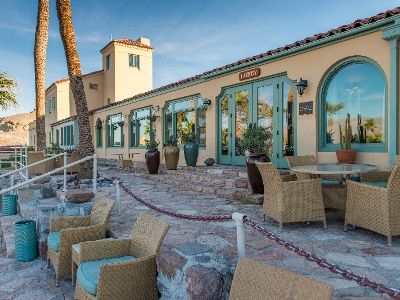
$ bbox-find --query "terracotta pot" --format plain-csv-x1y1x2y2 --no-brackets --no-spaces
145,150,160,174
336,150,357,163
246,152,270,194
184,142,199,167
164,146,180,170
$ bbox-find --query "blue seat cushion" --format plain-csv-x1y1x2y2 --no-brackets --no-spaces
47,231,61,252
321,179,341,185
77,256,135,296
364,181,387,188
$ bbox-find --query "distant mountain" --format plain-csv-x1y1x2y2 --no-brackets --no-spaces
0,112,35,146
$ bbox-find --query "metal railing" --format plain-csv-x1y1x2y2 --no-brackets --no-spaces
0,144,28,181
0,154,98,196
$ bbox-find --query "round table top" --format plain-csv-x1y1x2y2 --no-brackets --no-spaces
290,163,377,175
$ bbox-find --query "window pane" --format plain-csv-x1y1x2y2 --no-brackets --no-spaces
257,85,274,156
235,90,249,156
197,109,206,145
324,62,385,145
283,84,295,157
165,113,173,142
176,111,194,144
136,108,151,145
220,95,229,156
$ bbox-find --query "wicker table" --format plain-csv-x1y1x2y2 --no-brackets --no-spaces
290,163,377,210
71,238,113,285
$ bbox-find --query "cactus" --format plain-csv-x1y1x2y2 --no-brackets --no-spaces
357,114,366,143
339,113,352,150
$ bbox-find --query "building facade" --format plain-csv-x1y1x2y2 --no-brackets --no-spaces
31,8,400,170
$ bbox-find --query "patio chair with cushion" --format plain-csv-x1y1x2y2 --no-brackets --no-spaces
345,166,400,246
256,162,326,229
28,151,55,175
74,213,170,300
47,197,115,286
230,258,333,300
286,155,346,210
360,155,400,188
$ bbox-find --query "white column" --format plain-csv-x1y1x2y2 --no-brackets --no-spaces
232,212,246,257
63,152,67,192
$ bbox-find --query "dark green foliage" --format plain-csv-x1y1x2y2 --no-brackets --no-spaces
239,123,271,154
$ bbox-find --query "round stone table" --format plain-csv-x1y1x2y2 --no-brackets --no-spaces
290,163,377,178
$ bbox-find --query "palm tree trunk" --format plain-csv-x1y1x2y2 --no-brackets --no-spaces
56,0,94,179
34,0,49,151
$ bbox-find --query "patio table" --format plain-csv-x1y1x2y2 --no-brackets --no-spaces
290,163,377,210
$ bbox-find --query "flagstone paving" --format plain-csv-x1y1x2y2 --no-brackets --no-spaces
0,167,399,299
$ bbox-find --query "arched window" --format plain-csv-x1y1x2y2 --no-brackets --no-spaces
320,58,386,151
96,118,102,147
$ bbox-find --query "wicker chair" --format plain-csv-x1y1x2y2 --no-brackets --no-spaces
47,197,115,286
74,213,170,300
345,166,400,246
286,155,319,180
230,258,333,300
360,155,400,186
28,151,54,175
256,162,326,229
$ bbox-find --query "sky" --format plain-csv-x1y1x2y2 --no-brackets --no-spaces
0,0,399,117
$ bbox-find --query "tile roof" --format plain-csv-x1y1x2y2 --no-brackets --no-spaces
100,38,154,52
45,70,103,93
50,109,95,127
93,7,400,114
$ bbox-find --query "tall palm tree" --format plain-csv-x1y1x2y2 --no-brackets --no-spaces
0,72,17,109
56,0,94,178
34,0,49,151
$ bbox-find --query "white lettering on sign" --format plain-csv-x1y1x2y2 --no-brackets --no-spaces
239,68,261,81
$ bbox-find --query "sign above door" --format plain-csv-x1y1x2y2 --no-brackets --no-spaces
239,68,261,81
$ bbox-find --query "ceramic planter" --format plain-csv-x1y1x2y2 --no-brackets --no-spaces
145,150,160,174
164,146,180,170
184,142,199,167
246,152,270,194
336,150,357,164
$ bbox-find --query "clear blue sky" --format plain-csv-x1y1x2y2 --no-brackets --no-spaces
0,0,398,117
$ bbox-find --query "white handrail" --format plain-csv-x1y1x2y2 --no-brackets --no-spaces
0,154,97,196
0,152,65,179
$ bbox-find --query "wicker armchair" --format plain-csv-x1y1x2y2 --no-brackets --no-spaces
47,197,115,286
256,162,326,229
230,258,333,300
286,155,318,180
360,155,400,185
74,213,170,300
28,151,54,175
345,166,400,246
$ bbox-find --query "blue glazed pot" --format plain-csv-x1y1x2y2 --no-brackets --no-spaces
184,142,199,167
2,194,17,216
14,220,38,262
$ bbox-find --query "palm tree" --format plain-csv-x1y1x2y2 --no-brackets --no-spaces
56,0,94,178
0,72,17,109
34,0,49,151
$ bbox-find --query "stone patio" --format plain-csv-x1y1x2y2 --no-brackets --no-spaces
0,164,398,299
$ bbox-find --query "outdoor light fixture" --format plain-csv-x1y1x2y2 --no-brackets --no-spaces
296,78,308,97
154,105,160,112
202,98,211,106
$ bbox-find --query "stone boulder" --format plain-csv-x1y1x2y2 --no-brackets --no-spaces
185,265,222,300
157,250,187,280
65,189,94,203
40,187,56,199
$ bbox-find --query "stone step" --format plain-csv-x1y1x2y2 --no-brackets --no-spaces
0,214,22,258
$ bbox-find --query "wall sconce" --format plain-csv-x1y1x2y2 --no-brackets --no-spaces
154,105,160,112
296,78,308,97
203,98,212,106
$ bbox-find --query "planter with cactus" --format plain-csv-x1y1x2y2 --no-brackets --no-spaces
182,127,199,167
240,123,271,194
164,136,180,170
145,139,160,174
336,113,357,163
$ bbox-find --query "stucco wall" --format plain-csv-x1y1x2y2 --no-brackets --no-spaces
93,30,392,169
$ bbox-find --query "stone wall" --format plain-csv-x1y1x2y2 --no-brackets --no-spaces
157,242,236,300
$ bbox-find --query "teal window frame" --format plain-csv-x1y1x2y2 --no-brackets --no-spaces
129,106,153,148
318,56,388,153
164,95,207,147
128,54,140,68
62,124,74,146
106,113,124,148
56,129,59,145
106,54,111,70
96,118,103,148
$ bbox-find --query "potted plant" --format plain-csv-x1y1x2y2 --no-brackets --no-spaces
182,125,199,167
336,113,357,163
144,139,160,174
239,123,271,194
164,136,179,170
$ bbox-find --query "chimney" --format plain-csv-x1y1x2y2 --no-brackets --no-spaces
136,37,151,46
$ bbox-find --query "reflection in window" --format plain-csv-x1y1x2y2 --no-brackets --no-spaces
107,114,123,147
164,96,207,146
283,84,295,157
220,95,229,156
257,85,274,156
96,119,102,147
130,107,153,147
235,90,249,156
323,62,385,147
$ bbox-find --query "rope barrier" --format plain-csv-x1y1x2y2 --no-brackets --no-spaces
119,181,400,299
